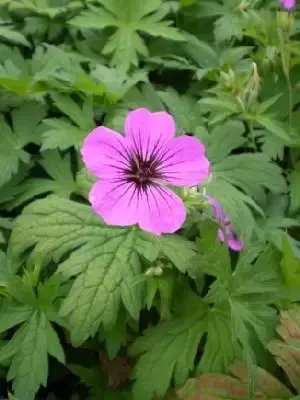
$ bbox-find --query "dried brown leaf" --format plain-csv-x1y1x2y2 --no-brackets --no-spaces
268,304,300,393
177,360,292,400
99,351,132,389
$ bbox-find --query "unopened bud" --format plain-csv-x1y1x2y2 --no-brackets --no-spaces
277,10,294,31
220,68,236,91
240,62,261,111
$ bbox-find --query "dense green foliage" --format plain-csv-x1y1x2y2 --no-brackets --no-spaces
1,0,300,399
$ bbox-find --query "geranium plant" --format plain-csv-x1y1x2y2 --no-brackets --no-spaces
0,0,299,399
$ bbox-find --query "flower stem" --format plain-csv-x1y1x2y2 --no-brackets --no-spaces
248,118,257,152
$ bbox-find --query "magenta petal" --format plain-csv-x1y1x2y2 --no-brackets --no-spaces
280,0,296,9
138,185,186,235
218,228,244,252
81,126,130,179
124,108,176,159
159,136,211,186
207,196,226,220
89,180,139,226
207,196,243,252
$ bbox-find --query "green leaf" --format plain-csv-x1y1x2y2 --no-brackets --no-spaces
68,363,130,400
59,229,142,344
76,167,97,199
181,32,219,69
0,310,64,400
70,0,184,72
233,246,282,300
41,95,94,150
256,129,285,161
0,302,33,333
199,96,240,115
205,120,246,164
227,248,280,376
9,196,143,345
41,119,88,150
70,6,119,30
214,13,243,43
140,18,185,42
198,305,240,373
281,235,300,289
206,147,287,242
254,114,293,143
0,24,30,47
200,242,280,371
213,153,287,198
102,28,148,72
136,232,197,272
0,44,75,96
129,298,208,400
289,162,300,214
91,65,147,98
124,82,164,111
207,177,261,243
9,0,82,18
0,101,46,187
68,364,104,399
158,88,203,134
99,309,128,358
10,150,78,208
50,92,94,130
159,235,197,272
0,217,11,243
195,221,231,279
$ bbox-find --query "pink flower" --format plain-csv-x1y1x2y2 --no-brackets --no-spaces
81,108,211,235
280,0,296,9
207,196,243,252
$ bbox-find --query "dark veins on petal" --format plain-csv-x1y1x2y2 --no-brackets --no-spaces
124,153,162,189
123,130,165,190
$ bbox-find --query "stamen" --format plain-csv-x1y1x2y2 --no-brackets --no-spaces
125,150,163,188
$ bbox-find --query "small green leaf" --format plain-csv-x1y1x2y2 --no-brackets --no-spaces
182,33,219,69
159,235,197,272
0,101,46,187
206,120,246,164
0,310,64,400
0,24,30,47
254,114,292,143
198,305,240,373
214,13,243,43
130,299,208,400
158,88,203,134
41,96,94,150
198,97,240,115
281,235,300,289
10,150,78,208
0,302,33,333
289,162,300,214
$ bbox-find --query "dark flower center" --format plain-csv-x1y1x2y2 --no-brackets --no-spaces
126,154,161,187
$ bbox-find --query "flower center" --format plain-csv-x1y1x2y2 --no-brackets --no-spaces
126,155,160,187
137,160,155,182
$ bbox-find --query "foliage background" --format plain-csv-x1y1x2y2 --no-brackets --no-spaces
1,0,300,399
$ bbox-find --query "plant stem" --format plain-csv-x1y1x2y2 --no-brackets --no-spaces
287,74,293,130
247,117,257,152
277,26,293,131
